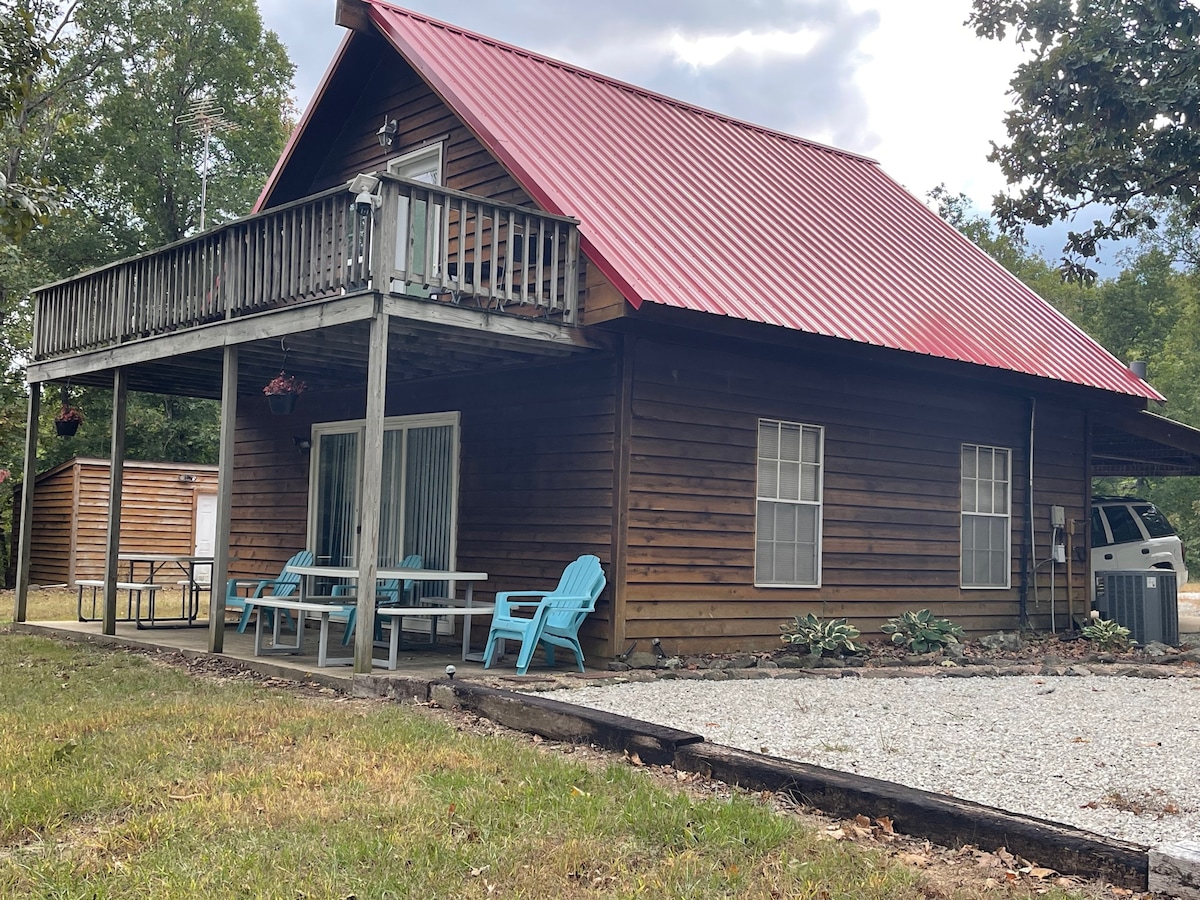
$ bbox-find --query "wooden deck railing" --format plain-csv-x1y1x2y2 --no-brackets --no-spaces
32,177,582,360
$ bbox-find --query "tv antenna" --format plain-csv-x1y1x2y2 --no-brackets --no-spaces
175,96,237,231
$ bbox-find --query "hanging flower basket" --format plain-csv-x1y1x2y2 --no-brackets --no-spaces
266,393,298,415
263,371,306,415
54,404,84,437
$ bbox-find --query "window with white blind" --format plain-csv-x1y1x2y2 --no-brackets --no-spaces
755,419,823,587
308,412,459,574
961,443,1011,588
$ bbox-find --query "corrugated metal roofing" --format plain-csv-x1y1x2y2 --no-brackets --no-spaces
361,0,1160,401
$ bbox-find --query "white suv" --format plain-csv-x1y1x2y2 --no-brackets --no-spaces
1091,496,1189,589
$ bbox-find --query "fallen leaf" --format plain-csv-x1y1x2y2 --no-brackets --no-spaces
1070,736,1089,743
627,751,643,767
854,814,872,828
168,793,202,801
1027,867,1056,878
875,816,894,834
569,786,589,797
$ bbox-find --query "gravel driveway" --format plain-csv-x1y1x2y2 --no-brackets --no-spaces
545,674,1200,847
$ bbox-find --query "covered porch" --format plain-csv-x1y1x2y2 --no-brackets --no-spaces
13,174,610,674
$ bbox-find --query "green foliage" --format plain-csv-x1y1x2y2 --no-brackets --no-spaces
779,613,862,656
969,0,1200,281
1081,617,1133,650
880,609,964,655
0,0,293,583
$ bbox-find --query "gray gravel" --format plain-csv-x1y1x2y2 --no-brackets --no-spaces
543,675,1200,847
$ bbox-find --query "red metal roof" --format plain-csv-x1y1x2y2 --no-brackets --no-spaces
357,1,1159,401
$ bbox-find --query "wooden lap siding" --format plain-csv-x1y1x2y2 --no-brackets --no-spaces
20,460,218,585
228,357,618,649
622,338,1088,653
280,39,536,211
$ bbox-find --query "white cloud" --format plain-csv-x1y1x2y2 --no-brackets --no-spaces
666,28,821,68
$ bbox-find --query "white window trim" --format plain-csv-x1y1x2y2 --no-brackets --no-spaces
960,442,1012,590
386,142,444,180
754,418,824,589
306,411,461,568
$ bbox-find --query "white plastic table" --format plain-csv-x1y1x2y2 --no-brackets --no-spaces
285,565,491,662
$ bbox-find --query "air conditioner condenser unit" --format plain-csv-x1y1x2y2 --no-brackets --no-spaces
1093,569,1179,646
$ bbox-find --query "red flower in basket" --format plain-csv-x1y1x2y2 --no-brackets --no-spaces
263,372,306,396
55,403,85,424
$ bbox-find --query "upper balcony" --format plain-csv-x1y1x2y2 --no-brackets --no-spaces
32,173,582,363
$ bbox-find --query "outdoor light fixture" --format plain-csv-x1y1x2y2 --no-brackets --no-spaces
293,435,311,454
348,172,382,216
376,116,398,149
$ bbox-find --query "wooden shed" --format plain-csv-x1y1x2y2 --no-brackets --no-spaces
13,458,218,585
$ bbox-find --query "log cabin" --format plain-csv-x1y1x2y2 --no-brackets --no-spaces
14,0,1200,671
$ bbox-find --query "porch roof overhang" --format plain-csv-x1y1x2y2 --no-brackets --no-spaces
25,291,599,399
1091,410,1200,477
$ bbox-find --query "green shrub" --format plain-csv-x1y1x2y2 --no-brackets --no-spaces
779,613,862,656
880,609,964,654
1082,617,1133,650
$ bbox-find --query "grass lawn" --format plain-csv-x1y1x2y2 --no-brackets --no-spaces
0,592,1123,898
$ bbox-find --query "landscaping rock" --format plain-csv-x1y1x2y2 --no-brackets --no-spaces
773,655,810,668
944,642,965,661
683,657,709,669
709,655,757,670
1142,641,1174,658
624,652,661,670
606,661,631,672
1065,665,1093,677
979,631,1023,652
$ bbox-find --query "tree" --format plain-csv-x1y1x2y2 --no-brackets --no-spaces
58,0,295,252
0,0,295,584
969,0,1200,281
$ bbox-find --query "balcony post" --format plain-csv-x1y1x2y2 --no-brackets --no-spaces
12,383,41,623
102,368,129,635
371,180,398,294
354,308,389,673
208,345,238,653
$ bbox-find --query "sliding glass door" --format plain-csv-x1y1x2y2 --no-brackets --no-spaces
309,412,459,578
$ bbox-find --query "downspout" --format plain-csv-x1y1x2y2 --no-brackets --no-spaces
1020,397,1035,629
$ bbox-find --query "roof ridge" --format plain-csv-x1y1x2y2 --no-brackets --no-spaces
364,0,878,166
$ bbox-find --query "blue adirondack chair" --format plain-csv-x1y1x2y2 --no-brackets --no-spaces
329,554,423,646
224,549,313,633
482,555,606,675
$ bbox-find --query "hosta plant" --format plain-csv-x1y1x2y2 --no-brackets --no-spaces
780,614,863,656
881,609,964,654
1081,618,1133,650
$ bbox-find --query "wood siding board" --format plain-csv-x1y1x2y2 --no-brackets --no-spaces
614,338,1089,650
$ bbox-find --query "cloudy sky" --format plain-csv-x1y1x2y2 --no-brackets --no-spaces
258,0,1051,251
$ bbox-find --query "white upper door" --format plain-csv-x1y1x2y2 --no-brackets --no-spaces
387,144,443,288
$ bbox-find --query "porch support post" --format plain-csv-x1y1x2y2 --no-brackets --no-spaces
102,368,129,635
208,346,238,653
355,309,388,673
12,382,41,623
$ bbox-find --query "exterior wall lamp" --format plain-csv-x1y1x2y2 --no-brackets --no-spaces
377,116,398,149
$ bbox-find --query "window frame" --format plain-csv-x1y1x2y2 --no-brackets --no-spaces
753,418,824,589
960,442,1012,589
306,411,461,568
